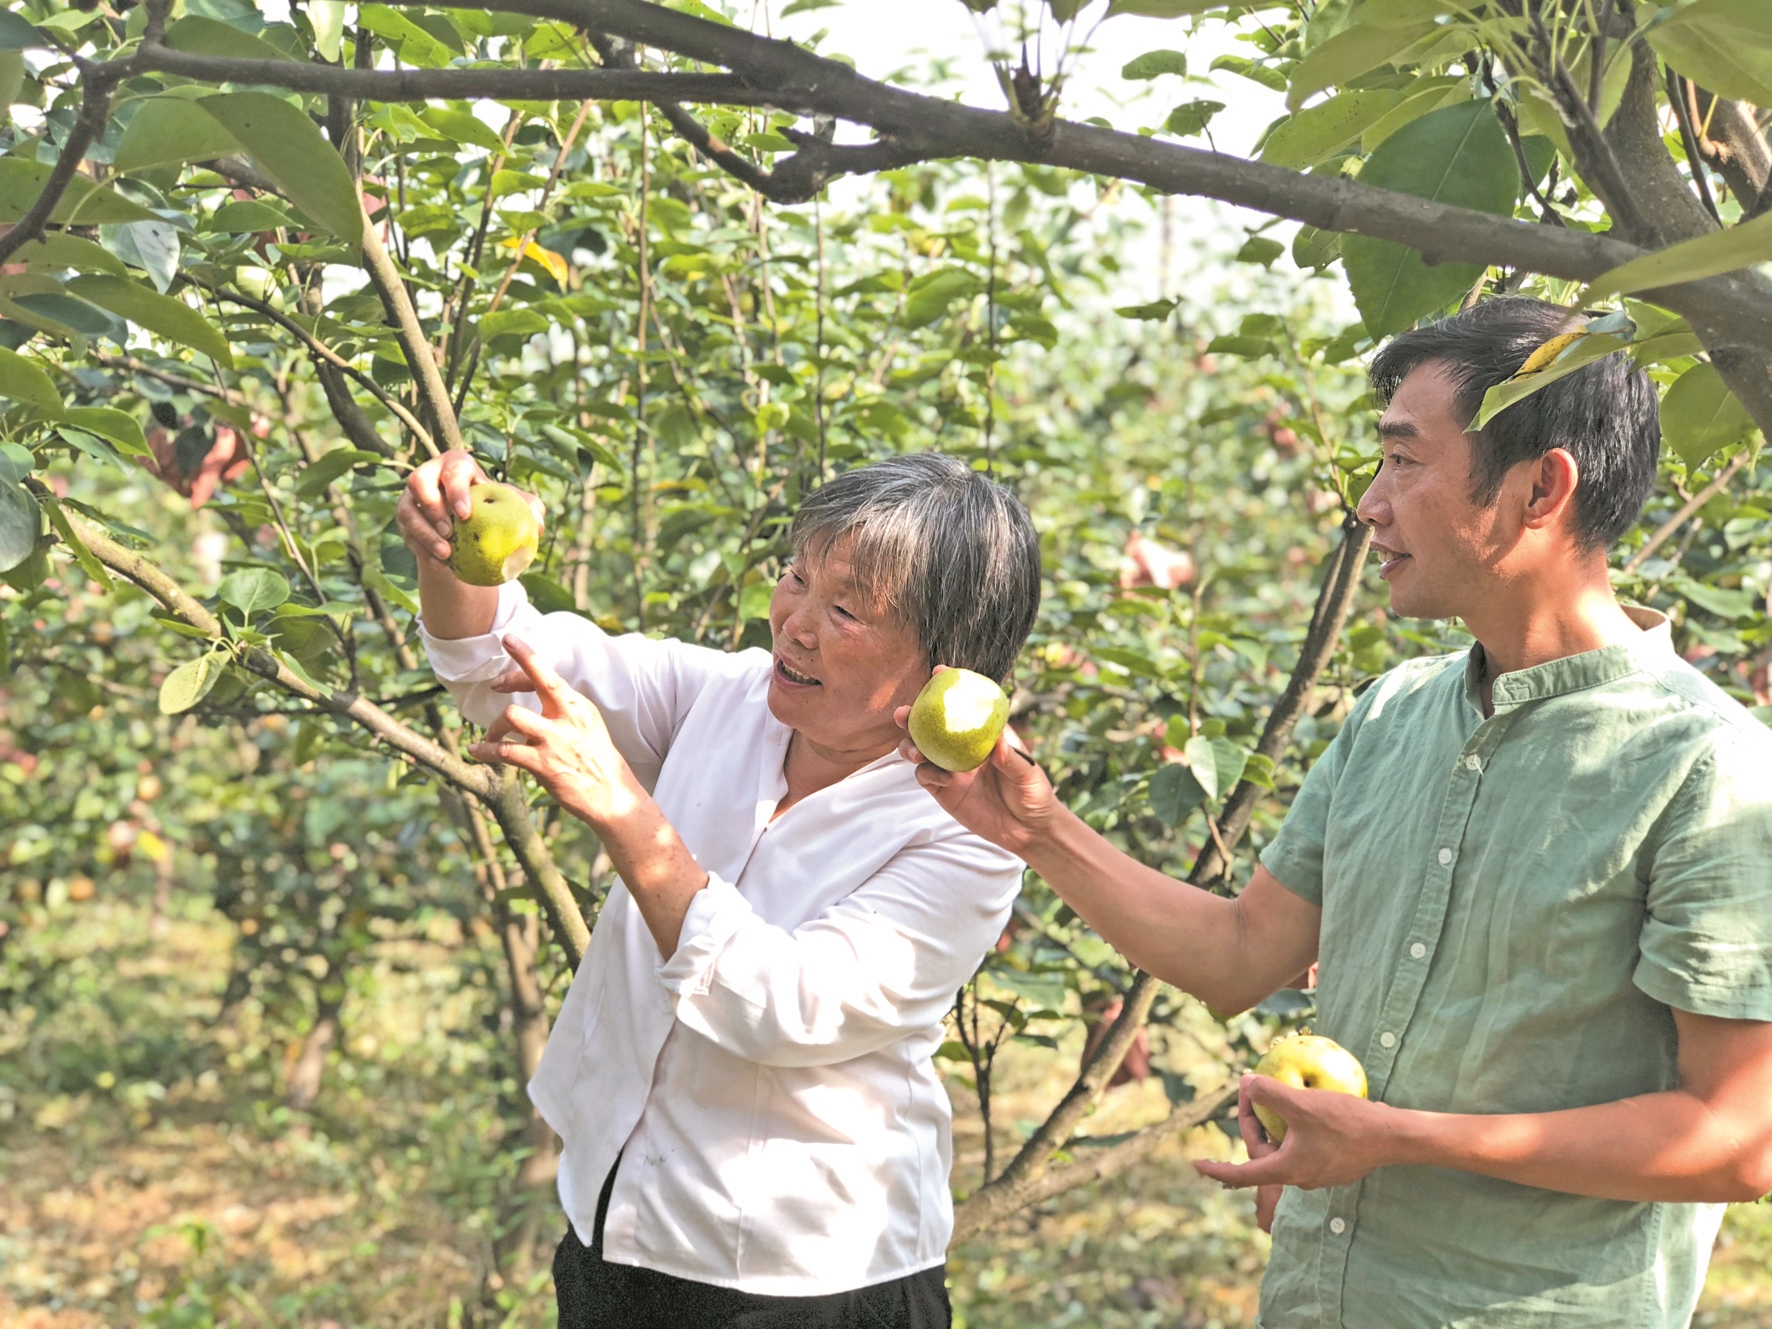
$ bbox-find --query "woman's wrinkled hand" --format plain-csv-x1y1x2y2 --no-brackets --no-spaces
895,670,1059,857
395,448,543,570
469,634,642,830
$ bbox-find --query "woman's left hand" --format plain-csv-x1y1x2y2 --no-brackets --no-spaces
470,634,644,829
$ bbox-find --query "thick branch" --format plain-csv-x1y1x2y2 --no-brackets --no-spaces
486,777,591,968
1689,88,1772,216
0,75,114,266
360,210,459,456
952,514,1372,1241
42,488,491,794
130,45,762,105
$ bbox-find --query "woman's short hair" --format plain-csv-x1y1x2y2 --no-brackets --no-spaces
1368,296,1660,551
790,454,1041,686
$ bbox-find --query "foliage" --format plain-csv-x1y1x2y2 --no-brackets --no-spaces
0,0,1770,1319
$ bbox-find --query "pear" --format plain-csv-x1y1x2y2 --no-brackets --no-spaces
1251,1032,1368,1144
908,668,1010,773
449,483,540,587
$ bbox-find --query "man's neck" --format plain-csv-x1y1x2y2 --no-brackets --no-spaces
1467,559,1642,714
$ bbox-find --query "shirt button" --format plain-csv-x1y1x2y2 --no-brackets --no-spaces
1409,942,1427,959
1437,847,1453,866
1329,1217,1347,1235
1379,1031,1397,1048
1465,755,1483,772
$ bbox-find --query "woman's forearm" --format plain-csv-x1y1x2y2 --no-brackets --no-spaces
1020,808,1318,1014
417,559,500,640
592,773,710,956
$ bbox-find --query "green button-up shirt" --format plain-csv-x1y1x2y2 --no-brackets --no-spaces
1259,609,1772,1329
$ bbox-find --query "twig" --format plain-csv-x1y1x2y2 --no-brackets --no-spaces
1667,70,1723,228
1622,450,1751,573
0,74,114,266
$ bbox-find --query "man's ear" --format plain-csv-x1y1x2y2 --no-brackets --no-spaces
1521,447,1580,532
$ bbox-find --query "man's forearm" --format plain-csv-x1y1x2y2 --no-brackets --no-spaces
1020,806,1316,1014
1392,1090,1770,1203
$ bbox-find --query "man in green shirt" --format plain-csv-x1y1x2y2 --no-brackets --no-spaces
901,297,1772,1327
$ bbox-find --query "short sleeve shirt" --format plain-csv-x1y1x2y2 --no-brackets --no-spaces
1258,609,1772,1329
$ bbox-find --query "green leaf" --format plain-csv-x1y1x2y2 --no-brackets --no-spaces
218,566,292,616
520,571,579,614
1645,0,1772,108
60,407,149,457
0,8,45,48
1260,90,1403,170
196,93,363,248
0,473,38,573
1164,100,1225,137
1210,55,1289,92
738,579,774,622
1206,334,1276,356
0,345,60,410
357,3,451,66
310,0,345,60
1181,734,1220,802
1342,99,1517,337
164,14,296,62
114,95,242,173
1235,236,1286,268
480,307,550,343
1115,297,1179,320
418,107,505,153
904,267,979,329
296,448,382,497
1122,49,1188,80
1667,574,1759,622
40,494,110,589
1286,21,1436,110
211,199,295,233
1293,224,1342,268
159,648,229,715
0,159,158,225
1107,0,1224,15
1474,331,1632,429
64,275,234,367
1150,762,1207,824
9,231,127,275
1659,362,1757,468
1585,211,1772,302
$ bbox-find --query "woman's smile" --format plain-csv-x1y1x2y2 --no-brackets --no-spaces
774,656,822,687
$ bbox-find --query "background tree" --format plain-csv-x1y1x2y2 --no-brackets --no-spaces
1,0,1769,1322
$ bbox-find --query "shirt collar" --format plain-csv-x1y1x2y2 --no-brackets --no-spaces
1464,605,1673,711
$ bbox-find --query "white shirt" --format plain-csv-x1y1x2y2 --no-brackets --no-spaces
421,584,1022,1294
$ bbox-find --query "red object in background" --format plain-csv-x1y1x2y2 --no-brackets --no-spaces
1120,530,1195,591
137,412,268,508
1080,991,1151,1088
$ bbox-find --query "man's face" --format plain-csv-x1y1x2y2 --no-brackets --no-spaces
1356,362,1520,621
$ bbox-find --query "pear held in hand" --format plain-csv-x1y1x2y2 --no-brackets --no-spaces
1251,1032,1368,1144
908,668,1010,773
449,483,540,587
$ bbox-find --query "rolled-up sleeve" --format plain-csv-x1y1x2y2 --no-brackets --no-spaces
1635,736,1772,1022
657,836,1021,1068
419,581,735,788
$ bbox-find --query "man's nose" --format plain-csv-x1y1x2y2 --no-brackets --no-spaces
1356,466,1390,527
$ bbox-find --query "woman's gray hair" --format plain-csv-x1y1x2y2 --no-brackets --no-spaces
790,454,1041,686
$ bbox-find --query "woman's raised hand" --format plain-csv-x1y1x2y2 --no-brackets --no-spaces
471,634,642,830
396,448,494,568
895,697,1057,857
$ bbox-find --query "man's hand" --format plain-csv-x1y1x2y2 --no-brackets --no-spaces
1194,1074,1401,1195
894,676,1057,856
471,634,642,829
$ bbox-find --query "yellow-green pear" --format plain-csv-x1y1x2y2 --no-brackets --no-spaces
449,483,540,587
908,668,1010,773
1251,1032,1368,1144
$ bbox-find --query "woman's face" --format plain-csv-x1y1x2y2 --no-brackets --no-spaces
766,538,929,761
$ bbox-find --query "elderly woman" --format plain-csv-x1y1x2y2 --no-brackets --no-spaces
398,450,1040,1329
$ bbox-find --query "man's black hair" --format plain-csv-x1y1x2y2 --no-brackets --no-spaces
1368,297,1661,551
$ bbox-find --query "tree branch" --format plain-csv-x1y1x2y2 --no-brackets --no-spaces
129,46,763,105
1621,449,1752,574
0,73,114,267
35,484,492,796
951,513,1372,1240
359,209,459,457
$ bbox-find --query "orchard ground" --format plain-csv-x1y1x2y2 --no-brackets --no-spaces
5,892,1772,1329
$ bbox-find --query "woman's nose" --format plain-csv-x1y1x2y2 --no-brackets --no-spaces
781,607,817,648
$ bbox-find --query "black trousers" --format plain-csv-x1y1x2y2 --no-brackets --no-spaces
553,1162,952,1329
